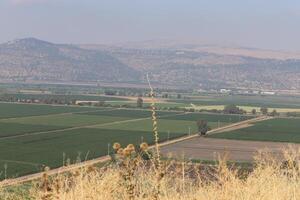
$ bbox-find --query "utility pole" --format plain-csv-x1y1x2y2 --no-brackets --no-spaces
188,127,191,136
107,143,110,156
167,130,170,141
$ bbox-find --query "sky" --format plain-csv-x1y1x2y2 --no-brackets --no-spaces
0,0,300,51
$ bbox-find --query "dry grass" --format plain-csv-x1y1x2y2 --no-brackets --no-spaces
0,148,299,200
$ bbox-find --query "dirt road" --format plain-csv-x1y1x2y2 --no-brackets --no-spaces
0,115,269,187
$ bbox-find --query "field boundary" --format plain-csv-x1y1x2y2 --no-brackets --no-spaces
0,115,267,187
0,111,189,140
0,107,119,121
206,116,272,135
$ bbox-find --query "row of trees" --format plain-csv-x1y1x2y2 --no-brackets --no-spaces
223,104,279,116
252,107,279,116
136,97,282,116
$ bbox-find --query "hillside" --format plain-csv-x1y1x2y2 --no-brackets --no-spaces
0,38,300,90
0,38,140,83
82,44,300,90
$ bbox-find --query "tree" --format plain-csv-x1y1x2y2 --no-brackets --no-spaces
251,109,257,115
223,104,245,114
270,109,279,116
104,90,117,96
260,107,268,115
177,94,182,99
196,120,210,135
137,97,143,108
189,108,195,112
287,112,297,117
162,93,169,98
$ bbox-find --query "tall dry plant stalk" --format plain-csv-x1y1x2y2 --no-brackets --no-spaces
146,73,163,200
146,73,161,167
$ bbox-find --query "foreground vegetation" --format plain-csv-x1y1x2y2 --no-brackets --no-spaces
1,145,299,200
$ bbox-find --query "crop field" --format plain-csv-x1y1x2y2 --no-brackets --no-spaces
171,95,300,108
106,101,190,109
168,94,300,111
2,93,127,102
0,102,104,119
0,102,253,179
209,118,300,143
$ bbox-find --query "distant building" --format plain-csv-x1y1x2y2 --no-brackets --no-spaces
220,89,231,94
261,91,276,95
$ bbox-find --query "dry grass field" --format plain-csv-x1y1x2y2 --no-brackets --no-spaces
1,145,300,200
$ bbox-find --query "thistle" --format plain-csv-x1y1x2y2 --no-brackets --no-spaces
140,142,149,151
113,142,121,151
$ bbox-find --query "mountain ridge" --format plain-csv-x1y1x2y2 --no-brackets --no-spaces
0,38,299,90
0,38,140,83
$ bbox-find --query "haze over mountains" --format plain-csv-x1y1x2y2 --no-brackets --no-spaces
0,38,139,83
0,38,300,90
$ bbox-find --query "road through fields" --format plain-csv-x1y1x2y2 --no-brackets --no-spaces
0,115,266,187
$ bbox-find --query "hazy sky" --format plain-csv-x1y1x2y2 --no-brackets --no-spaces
0,0,300,51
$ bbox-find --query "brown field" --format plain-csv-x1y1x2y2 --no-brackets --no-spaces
160,137,300,161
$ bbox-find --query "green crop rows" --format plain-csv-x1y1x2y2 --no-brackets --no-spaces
209,118,300,143
168,95,300,109
0,102,250,179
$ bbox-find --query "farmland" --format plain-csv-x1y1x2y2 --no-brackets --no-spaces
168,94,300,109
167,94,300,113
1,93,128,102
0,102,253,179
209,118,300,143
0,102,103,119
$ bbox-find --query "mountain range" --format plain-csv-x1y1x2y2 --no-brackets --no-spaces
0,38,299,91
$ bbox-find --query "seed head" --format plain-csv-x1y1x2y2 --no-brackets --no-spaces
44,166,50,172
127,144,135,152
113,142,121,150
140,142,149,151
117,148,124,155
123,147,131,156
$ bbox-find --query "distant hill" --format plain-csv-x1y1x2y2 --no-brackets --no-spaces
0,38,140,83
81,44,300,90
0,38,300,91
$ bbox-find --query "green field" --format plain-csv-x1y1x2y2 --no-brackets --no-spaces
0,102,252,179
2,93,126,102
162,113,253,123
209,118,300,143
0,102,105,119
168,94,300,109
